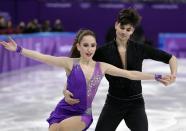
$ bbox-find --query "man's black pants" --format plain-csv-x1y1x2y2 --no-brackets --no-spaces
95,94,148,131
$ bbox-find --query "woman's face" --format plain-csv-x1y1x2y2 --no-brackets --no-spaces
77,35,97,60
115,22,134,41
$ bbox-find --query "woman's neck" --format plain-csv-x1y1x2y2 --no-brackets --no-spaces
79,57,93,65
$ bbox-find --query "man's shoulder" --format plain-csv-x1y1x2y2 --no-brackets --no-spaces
128,39,147,50
97,40,115,50
94,41,115,61
129,39,142,46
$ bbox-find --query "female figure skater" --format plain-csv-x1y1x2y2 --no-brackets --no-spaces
0,29,169,131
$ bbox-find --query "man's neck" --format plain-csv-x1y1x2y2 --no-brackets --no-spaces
116,37,128,48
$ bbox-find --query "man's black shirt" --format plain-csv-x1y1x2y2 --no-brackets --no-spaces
93,40,172,99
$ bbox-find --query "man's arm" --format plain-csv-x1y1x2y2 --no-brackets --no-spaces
142,43,177,85
168,55,177,84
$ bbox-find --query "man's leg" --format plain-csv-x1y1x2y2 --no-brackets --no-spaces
124,107,148,131
95,98,124,131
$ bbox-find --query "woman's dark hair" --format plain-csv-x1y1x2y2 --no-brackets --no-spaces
117,8,142,28
70,29,96,58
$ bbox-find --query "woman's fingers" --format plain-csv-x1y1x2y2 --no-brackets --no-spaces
0,39,17,51
162,75,171,80
8,36,16,46
0,41,8,47
159,79,169,86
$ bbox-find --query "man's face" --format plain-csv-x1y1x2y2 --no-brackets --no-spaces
115,22,135,41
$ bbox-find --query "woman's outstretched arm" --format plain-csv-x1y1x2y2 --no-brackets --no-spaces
0,37,71,69
100,62,171,84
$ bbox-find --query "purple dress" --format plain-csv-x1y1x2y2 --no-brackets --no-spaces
47,60,103,130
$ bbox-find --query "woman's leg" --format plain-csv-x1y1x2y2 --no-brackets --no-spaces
49,123,59,131
58,116,86,131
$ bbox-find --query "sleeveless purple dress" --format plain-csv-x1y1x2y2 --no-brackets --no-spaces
47,60,103,130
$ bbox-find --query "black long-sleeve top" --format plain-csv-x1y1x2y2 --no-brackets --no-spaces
93,40,172,99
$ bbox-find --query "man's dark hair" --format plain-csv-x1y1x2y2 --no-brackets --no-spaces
117,8,142,28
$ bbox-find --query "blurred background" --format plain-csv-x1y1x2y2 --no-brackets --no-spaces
0,0,186,131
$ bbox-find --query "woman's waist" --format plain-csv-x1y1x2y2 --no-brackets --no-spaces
58,99,89,113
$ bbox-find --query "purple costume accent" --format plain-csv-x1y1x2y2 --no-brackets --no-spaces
155,74,162,81
16,45,22,53
47,59,103,130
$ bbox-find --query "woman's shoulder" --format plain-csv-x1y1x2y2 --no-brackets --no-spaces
97,61,109,68
65,58,81,75
64,58,79,69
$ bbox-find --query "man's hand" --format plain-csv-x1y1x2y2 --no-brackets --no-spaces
63,89,80,105
167,75,176,85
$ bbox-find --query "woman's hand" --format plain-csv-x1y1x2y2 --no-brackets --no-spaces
0,37,17,52
167,74,176,85
158,75,175,86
